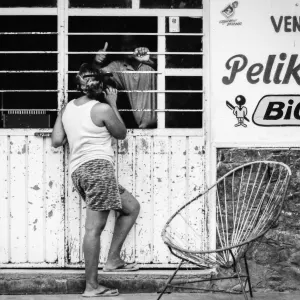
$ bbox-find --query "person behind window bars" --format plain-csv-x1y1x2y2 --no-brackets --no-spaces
93,36,157,129
51,63,140,297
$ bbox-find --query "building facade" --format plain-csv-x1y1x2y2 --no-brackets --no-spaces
0,0,299,291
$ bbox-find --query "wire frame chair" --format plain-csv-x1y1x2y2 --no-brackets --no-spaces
157,161,291,300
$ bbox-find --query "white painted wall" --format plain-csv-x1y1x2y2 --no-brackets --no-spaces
0,130,207,268
0,130,64,267
66,130,206,267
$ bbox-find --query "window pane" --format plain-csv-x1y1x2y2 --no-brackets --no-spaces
0,16,57,128
165,76,202,128
0,54,57,71
1,35,57,52
68,16,158,129
0,74,57,90
166,16,202,33
69,16,157,33
69,0,131,8
0,16,57,32
0,93,57,128
0,0,56,7
141,0,202,9
166,17,203,68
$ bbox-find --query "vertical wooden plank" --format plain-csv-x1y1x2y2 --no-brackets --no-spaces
135,135,153,264
152,136,170,264
63,144,81,265
115,136,135,263
0,136,9,263
79,195,86,265
44,138,64,263
187,137,206,251
27,136,44,262
66,174,81,264
9,136,27,262
169,136,187,263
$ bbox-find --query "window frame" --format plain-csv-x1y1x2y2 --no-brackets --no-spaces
0,0,206,133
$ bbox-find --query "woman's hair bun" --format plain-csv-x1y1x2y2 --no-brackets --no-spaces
76,63,102,97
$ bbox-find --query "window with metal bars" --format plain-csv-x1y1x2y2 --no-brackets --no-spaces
0,15,58,128
0,0,203,129
68,13,203,129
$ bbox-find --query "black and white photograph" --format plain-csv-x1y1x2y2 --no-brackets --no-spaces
0,1,299,300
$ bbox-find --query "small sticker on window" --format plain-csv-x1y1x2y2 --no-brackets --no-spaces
169,17,180,32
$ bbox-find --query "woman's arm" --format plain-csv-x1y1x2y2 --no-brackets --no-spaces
51,107,67,148
93,87,127,140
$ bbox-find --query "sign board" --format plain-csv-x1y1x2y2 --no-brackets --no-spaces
210,0,300,144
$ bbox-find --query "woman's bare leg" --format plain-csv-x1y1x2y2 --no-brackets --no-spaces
105,190,140,269
83,208,110,293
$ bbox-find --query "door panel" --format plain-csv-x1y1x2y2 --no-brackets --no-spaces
0,131,64,267
65,130,207,267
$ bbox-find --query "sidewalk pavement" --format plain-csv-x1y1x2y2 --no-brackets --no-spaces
1,292,300,300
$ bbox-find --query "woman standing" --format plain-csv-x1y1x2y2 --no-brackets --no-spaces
51,63,140,297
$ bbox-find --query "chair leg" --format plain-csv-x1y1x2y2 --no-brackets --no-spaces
244,254,253,297
157,259,184,300
236,261,248,300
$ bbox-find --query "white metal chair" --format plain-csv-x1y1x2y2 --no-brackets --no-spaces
157,161,291,300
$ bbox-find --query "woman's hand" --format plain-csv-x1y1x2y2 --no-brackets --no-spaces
104,86,118,107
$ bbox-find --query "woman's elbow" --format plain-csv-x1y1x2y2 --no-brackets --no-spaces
51,136,63,148
118,130,127,140
114,129,127,140
51,140,61,148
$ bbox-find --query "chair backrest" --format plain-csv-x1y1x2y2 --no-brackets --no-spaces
162,161,291,267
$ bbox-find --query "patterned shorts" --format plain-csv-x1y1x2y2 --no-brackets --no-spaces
71,159,126,211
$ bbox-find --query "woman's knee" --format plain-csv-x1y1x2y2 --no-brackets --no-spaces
133,200,140,216
120,191,140,217
85,219,107,236
85,209,109,236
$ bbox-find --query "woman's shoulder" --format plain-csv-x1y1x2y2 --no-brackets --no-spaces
91,101,111,113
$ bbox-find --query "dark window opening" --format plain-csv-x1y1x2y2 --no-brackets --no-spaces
0,54,57,71
166,16,203,33
0,0,56,7
0,16,57,129
69,0,131,8
165,76,203,128
0,16,57,32
166,16,203,68
141,0,202,9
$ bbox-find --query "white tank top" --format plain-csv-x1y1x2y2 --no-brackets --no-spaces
62,99,114,174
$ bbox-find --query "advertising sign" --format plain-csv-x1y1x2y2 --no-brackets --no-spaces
210,0,300,144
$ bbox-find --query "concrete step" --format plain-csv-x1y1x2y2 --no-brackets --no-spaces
0,269,212,295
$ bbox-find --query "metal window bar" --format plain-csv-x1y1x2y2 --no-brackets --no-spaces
0,51,58,54
0,109,57,112
0,109,202,112
157,16,166,128
0,71,58,73
67,32,203,36
68,51,203,55
0,90,58,92
0,32,57,35
67,70,161,74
